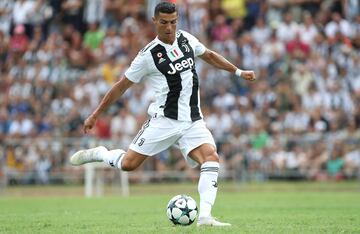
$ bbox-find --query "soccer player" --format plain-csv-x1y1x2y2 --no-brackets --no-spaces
70,1,256,227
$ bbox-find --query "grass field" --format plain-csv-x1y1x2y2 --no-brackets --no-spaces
1,182,360,233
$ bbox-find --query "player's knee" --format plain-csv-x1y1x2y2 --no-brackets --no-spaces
189,144,219,165
204,151,219,163
121,159,136,171
198,151,219,165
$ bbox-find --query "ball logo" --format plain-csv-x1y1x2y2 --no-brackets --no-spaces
167,58,194,75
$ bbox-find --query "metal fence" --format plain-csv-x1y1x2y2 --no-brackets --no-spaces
1,132,359,188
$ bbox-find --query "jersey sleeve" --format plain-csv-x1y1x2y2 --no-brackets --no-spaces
181,30,206,57
124,52,148,83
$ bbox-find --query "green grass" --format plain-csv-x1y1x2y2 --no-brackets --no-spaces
0,182,360,233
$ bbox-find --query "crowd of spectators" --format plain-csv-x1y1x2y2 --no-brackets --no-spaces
0,0,359,184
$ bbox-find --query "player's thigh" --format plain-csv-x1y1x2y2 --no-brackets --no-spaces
177,120,218,165
129,116,180,156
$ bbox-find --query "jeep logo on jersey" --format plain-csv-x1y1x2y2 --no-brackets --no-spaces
167,58,194,75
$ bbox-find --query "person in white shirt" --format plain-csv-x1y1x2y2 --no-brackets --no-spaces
251,17,271,46
0,0,13,34
325,12,353,39
70,2,256,227
298,12,318,45
12,0,35,26
276,11,298,43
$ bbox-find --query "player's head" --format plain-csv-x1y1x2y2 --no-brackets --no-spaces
153,1,178,44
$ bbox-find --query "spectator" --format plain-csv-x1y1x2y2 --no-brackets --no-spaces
110,108,137,145
11,0,35,38
206,106,233,140
326,143,345,180
344,144,360,178
95,115,111,139
221,0,247,20
251,17,271,46
0,0,359,183
83,22,105,50
30,0,53,39
9,25,29,55
286,32,310,58
101,55,122,85
210,14,232,42
212,86,236,111
65,31,91,69
0,107,10,139
8,113,34,137
276,12,298,43
83,0,105,25
102,26,123,57
291,64,312,96
325,12,353,40
0,0,14,35
51,92,74,117
35,154,51,184
298,12,318,45
284,102,310,134
61,0,84,32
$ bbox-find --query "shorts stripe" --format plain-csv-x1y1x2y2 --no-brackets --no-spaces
132,119,151,144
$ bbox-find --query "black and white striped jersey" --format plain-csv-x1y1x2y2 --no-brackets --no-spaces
124,30,205,122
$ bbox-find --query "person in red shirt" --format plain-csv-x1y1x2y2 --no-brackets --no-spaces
286,31,310,58
9,24,29,54
94,115,111,139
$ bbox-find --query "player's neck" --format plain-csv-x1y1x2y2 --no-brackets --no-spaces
158,36,175,45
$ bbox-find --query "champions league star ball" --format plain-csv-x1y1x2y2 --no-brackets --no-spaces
166,195,198,226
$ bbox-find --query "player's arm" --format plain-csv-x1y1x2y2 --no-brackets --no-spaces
199,49,256,81
83,76,134,133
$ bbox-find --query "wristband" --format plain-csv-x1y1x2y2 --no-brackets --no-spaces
235,69,243,77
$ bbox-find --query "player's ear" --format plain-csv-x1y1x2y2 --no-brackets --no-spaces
152,16,156,24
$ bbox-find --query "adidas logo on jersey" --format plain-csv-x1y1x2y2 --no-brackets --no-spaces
167,58,194,75
159,57,166,64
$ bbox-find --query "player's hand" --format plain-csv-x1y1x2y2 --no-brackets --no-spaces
241,70,256,81
83,114,97,134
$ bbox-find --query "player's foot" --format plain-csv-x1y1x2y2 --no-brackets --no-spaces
197,216,231,227
70,146,107,166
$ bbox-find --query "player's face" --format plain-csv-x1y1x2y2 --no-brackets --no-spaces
153,12,178,44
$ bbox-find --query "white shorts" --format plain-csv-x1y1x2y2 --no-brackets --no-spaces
129,116,216,167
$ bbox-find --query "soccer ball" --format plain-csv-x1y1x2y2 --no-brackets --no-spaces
166,194,198,225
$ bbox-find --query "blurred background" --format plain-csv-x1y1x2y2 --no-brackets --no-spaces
0,0,359,195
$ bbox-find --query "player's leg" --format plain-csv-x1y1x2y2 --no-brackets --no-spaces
70,146,148,171
71,116,179,170
102,148,149,171
70,118,154,171
189,144,230,227
178,120,231,227
125,116,179,170
188,143,219,220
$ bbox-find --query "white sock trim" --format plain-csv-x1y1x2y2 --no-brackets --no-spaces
200,161,220,174
104,149,126,168
116,153,125,170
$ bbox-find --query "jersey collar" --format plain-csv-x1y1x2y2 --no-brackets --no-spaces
155,36,178,49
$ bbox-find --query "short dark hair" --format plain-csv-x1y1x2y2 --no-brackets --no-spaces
154,1,177,17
